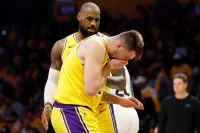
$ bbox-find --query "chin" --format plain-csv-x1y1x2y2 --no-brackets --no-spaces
89,32,97,36
174,90,181,94
108,55,114,59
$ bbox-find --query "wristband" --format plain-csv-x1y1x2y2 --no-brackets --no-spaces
44,102,53,109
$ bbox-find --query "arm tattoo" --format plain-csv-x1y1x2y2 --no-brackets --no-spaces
51,42,63,60
101,90,120,104
50,40,64,70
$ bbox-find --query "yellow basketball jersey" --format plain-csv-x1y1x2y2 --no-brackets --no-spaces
61,32,107,62
61,33,79,62
54,34,110,111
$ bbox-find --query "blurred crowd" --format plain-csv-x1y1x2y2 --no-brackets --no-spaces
0,0,200,133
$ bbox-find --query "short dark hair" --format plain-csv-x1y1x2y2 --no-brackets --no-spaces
173,73,188,83
119,30,144,60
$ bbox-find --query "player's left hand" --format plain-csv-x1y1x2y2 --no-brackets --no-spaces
41,105,52,130
119,97,144,110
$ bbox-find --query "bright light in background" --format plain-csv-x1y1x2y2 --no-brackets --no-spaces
1,30,7,36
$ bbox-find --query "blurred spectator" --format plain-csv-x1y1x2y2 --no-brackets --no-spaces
170,54,192,79
11,121,22,133
158,73,200,133
139,97,157,133
133,76,161,113
153,63,173,103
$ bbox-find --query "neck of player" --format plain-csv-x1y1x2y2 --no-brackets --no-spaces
104,37,114,52
75,32,85,42
175,92,189,99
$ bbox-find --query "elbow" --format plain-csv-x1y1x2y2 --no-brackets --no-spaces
86,89,98,96
86,86,99,96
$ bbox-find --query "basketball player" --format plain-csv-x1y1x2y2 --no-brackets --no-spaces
101,31,140,133
41,3,127,133
41,2,142,133
51,30,144,133
111,67,140,133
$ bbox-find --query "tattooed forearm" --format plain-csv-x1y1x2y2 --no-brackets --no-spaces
101,90,120,104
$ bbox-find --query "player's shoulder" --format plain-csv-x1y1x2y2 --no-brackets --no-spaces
85,37,104,49
56,38,65,46
82,38,106,57
57,33,74,43
87,32,107,47
54,33,75,49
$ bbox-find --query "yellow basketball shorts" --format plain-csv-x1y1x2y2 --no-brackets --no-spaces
51,101,100,133
94,103,118,133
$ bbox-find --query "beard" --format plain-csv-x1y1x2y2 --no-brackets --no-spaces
79,23,98,38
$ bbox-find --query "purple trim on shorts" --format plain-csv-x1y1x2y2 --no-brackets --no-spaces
54,101,92,110
54,101,90,133
60,109,71,133
109,104,118,133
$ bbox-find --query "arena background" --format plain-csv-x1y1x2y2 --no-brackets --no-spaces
0,0,200,132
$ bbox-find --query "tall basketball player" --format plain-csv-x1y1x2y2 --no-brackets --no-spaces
41,3,127,133
41,2,143,133
102,32,140,133
51,30,144,133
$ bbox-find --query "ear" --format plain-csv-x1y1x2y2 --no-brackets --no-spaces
77,12,81,21
116,42,123,49
185,82,188,90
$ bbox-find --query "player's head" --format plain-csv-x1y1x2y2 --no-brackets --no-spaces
77,2,100,37
108,30,144,61
173,73,188,93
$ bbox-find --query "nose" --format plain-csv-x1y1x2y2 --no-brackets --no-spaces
90,20,96,28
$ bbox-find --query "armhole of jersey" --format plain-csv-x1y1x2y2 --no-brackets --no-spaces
102,50,108,65
61,37,68,57
100,38,109,64
72,33,79,43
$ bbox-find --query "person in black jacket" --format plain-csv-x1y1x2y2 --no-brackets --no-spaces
158,73,200,133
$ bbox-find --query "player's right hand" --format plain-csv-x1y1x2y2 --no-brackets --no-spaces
119,97,144,110
109,59,128,69
41,105,52,131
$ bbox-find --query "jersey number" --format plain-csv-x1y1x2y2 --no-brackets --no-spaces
115,89,130,97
